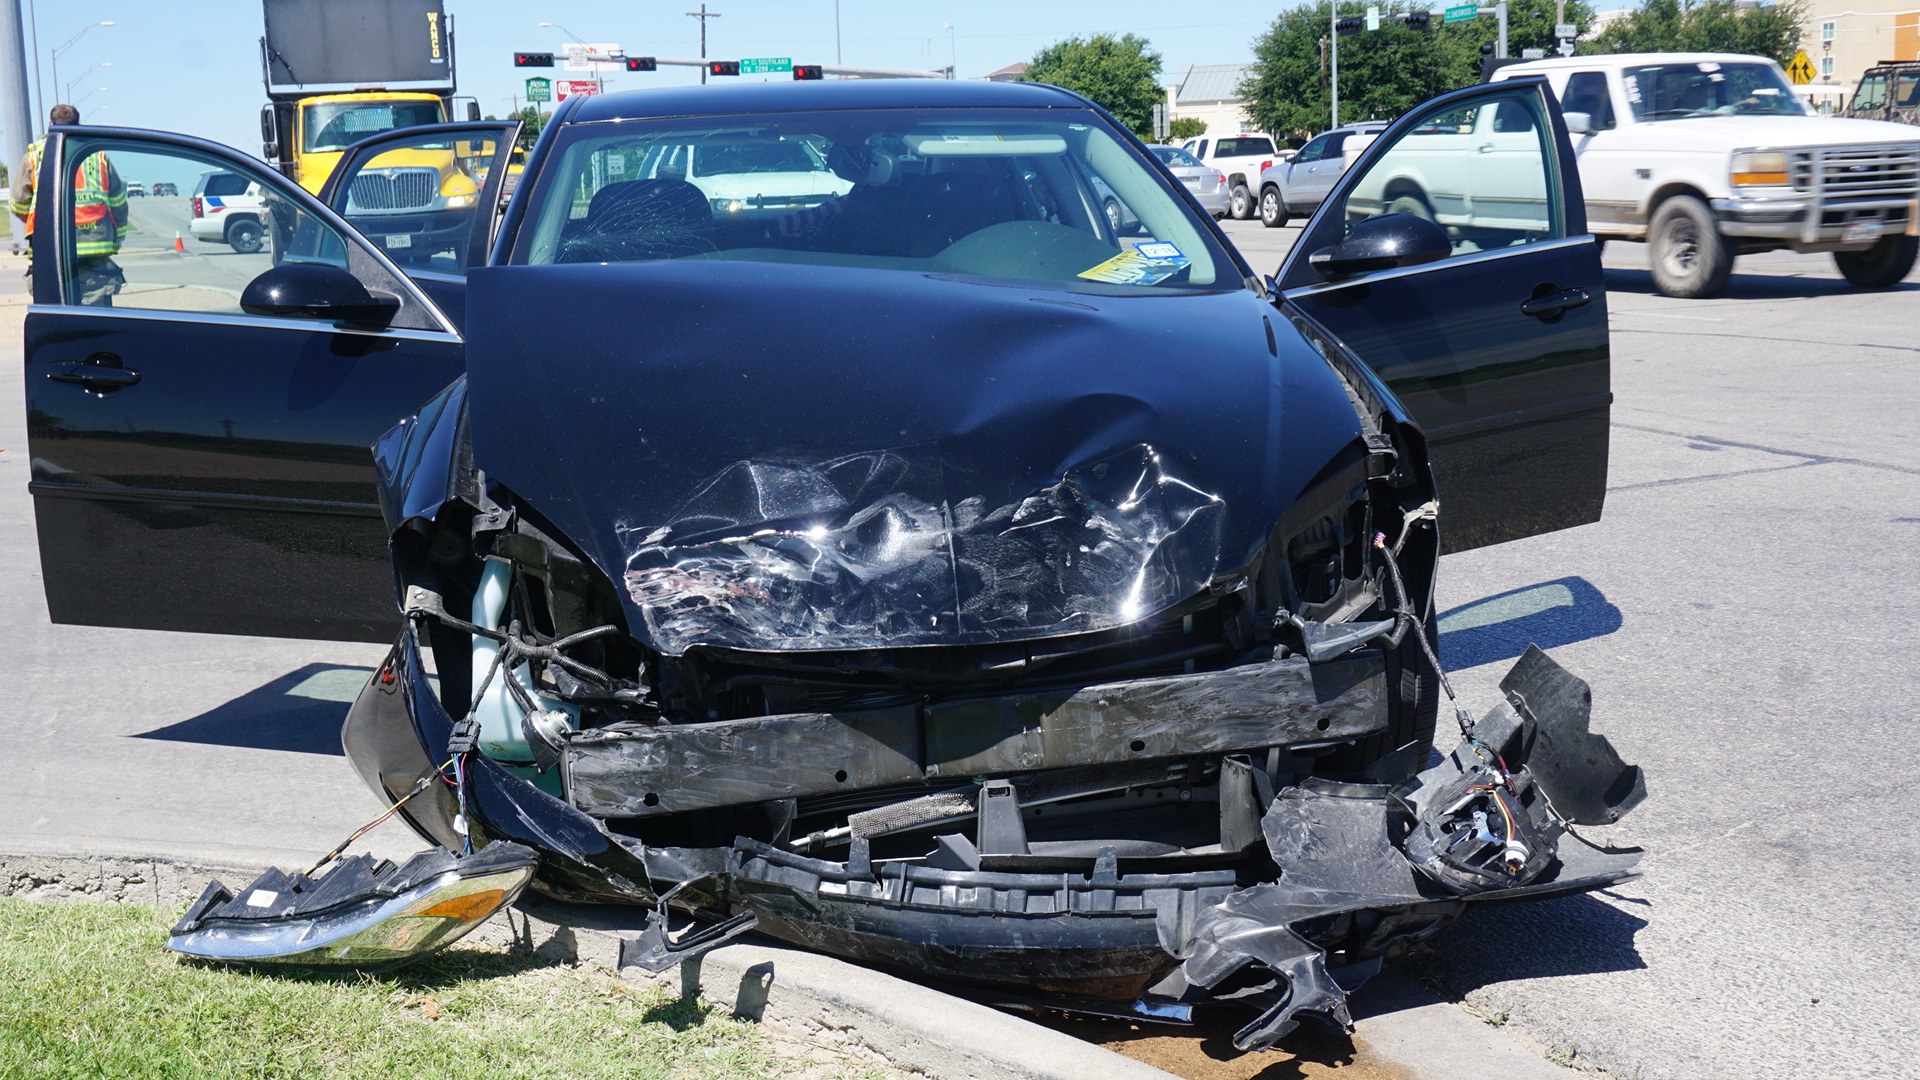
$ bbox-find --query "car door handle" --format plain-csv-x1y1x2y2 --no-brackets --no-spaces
48,352,142,392
1475,143,1496,154
1520,287,1590,319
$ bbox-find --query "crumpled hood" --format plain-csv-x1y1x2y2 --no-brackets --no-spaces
464,259,1361,655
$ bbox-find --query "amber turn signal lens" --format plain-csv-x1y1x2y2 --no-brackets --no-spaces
1732,171,1790,186
417,888,509,921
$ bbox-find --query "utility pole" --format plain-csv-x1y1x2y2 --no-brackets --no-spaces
1329,1,1339,128
835,0,842,65
687,5,719,84
1,0,32,252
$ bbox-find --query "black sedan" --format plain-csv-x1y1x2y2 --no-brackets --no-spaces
24,77,1640,1049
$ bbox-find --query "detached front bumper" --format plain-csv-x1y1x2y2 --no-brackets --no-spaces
334,624,1644,1047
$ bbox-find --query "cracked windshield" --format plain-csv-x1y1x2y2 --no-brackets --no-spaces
519,108,1233,291
1623,61,1809,119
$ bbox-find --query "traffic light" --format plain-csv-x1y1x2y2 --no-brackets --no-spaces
625,56,657,71
1335,16,1364,35
1480,40,1497,57
709,60,741,76
1404,10,1431,31
514,52,555,67
793,64,823,80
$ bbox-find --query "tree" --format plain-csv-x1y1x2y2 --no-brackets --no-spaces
510,105,549,149
1588,0,1804,63
1167,116,1208,140
1025,33,1165,137
1241,0,1594,141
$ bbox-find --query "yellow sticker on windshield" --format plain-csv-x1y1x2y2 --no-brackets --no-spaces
1078,243,1191,285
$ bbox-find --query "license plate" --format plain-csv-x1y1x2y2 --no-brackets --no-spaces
1842,219,1884,243
1182,176,1201,188
385,234,413,249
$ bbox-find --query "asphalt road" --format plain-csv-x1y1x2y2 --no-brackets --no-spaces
1220,216,1920,1080
2,223,1917,1077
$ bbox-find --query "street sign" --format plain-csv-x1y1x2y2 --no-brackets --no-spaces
1521,48,1545,59
564,43,622,72
524,77,552,102
1444,4,1478,23
1554,23,1577,39
1366,5,1380,30
1785,50,1816,84
1152,102,1168,140
556,79,600,101
740,57,793,74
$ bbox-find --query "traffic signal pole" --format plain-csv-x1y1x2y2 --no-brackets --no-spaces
1330,3,1339,128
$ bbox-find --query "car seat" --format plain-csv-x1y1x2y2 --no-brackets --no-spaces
556,178,717,263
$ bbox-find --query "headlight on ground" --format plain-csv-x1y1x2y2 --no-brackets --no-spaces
1731,151,1790,187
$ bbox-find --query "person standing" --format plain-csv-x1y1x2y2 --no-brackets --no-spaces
10,104,128,306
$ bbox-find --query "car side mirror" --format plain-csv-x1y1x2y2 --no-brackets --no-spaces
467,101,482,121
1564,111,1594,134
1308,213,1451,281
240,262,401,329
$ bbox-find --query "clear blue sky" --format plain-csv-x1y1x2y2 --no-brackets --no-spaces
20,1,1291,155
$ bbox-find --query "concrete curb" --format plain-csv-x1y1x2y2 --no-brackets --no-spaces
0,844,1583,1080
0,845,1176,1080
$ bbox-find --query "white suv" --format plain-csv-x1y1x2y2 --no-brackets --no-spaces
1181,132,1283,219
189,170,267,254
1493,53,1920,296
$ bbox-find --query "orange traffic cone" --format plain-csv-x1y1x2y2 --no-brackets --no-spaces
173,231,185,253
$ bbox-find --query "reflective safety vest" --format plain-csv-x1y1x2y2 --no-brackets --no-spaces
12,141,127,256
72,152,126,257
8,140,41,230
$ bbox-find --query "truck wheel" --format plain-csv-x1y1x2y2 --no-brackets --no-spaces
226,219,264,255
1833,234,1918,288
1648,195,1732,298
1386,191,1437,224
1258,187,1289,229
1229,183,1256,220
1102,197,1126,236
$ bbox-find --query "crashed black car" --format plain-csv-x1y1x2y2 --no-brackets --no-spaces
25,77,1641,1047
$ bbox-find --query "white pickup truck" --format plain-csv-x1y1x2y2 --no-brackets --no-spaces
1180,132,1284,220
1491,53,1920,297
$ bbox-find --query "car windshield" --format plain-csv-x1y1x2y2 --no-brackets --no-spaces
1151,146,1203,167
303,102,445,152
1622,62,1808,120
519,107,1236,291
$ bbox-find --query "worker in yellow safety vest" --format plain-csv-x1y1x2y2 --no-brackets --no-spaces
11,104,129,306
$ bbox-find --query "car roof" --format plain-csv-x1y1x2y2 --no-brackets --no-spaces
567,78,1087,124
1498,51,1775,76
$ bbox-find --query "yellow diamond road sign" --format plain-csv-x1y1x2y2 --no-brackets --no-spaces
1786,50,1816,85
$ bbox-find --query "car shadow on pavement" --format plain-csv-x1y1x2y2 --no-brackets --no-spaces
132,664,377,757
1426,891,1650,992
1438,577,1622,671
1602,266,1920,300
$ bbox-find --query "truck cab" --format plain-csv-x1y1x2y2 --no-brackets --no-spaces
281,93,451,194
1493,53,1920,296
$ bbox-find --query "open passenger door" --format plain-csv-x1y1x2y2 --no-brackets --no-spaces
316,120,520,331
1272,77,1610,553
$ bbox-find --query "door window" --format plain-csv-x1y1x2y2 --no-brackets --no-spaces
58,141,352,312
1852,73,1887,111
1293,135,1333,163
1561,72,1617,130
1336,86,1561,261
326,129,503,274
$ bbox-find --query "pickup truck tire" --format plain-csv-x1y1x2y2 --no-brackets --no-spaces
1648,195,1732,298
1833,234,1918,288
225,218,264,255
1259,186,1289,229
1229,183,1256,220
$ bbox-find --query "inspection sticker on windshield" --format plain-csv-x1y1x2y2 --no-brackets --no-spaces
1080,244,1189,285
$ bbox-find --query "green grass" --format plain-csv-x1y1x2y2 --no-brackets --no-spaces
0,896,873,1080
